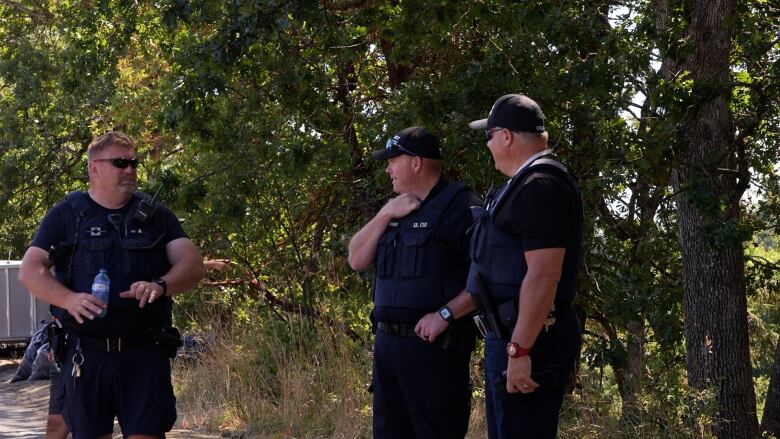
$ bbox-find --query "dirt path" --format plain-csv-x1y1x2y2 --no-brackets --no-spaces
0,360,221,439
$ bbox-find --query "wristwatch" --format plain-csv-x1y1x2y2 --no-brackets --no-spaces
151,278,168,297
506,342,531,358
438,306,454,322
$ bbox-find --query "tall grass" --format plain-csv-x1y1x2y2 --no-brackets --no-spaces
174,316,372,438
174,316,723,438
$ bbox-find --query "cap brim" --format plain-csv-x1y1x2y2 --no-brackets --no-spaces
371,148,403,160
468,118,488,129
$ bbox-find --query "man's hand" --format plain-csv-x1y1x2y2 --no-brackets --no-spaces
62,292,106,324
506,356,539,394
379,193,421,219
415,312,450,342
119,280,165,308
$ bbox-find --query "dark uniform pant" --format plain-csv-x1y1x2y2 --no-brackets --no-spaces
373,329,472,439
61,342,177,438
484,313,581,439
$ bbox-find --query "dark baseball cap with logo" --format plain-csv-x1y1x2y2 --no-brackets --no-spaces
468,94,545,133
371,126,443,160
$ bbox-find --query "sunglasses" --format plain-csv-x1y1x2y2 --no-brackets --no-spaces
92,157,140,169
485,127,504,140
385,138,418,156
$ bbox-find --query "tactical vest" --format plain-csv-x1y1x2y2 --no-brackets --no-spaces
465,157,583,306
373,182,469,310
51,191,173,335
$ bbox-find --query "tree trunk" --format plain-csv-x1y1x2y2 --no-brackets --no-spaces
619,319,645,423
763,337,780,436
667,1,760,437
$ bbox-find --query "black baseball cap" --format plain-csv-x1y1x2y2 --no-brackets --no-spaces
371,126,443,160
468,94,545,133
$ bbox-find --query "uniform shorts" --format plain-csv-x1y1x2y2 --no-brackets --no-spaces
61,342,177,439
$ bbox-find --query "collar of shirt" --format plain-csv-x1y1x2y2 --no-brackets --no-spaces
419,178,447,208
509,148,554,182
488,149,553,214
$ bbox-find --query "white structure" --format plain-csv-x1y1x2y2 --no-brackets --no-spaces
0,261,50,343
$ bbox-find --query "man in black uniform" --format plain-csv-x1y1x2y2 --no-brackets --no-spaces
348,126,478,438
19,131,204,439
417,95,583,438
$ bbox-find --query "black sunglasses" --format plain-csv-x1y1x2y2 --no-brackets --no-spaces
92,157,140,169
385,138,418,156
485,128,504,140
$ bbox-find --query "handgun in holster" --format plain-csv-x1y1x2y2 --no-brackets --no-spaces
471,272,508,340
46,319,67,366
434,317,477,354
145,327,183,358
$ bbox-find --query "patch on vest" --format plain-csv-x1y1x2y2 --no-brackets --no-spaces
88,227,106,237
412,222,429,228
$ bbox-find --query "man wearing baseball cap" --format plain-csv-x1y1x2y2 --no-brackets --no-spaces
417,95,584,438
348,126,478,438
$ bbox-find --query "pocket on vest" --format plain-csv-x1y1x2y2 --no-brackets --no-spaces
399,232,432,278
376,232,397,278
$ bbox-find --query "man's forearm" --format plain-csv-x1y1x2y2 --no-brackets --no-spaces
348,210,392,271
511,273,558,348
161,238,205,296
447,291,478,319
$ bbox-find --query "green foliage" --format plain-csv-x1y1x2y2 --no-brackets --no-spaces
1,0,779,435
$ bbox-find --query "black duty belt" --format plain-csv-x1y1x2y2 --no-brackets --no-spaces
77,335,155,352
377,321,417,337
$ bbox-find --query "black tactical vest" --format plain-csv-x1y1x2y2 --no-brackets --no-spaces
373,182,469,311
51,191,173,335
465,157,583,306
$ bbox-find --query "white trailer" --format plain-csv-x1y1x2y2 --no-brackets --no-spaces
0,260,50,344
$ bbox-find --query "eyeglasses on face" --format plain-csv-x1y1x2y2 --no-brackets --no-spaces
485,127,505,141
385,138,418,157
92,157,140,169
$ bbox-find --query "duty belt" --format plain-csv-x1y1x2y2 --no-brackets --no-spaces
377,321,417,337
76,335,155,352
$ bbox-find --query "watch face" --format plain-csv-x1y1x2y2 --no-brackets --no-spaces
440,307,452,320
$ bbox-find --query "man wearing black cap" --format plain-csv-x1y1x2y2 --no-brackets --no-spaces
348,126,478,438
417,95,584,438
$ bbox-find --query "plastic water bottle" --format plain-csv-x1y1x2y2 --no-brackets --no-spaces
91,269,110,318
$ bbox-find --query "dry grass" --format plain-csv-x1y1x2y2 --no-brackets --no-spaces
173,319,723,439
174,318,372,438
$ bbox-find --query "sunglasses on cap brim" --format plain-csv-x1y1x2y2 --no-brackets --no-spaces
385,138,418,156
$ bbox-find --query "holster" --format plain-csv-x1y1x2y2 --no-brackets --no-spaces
434,317,477,354
46,322,67,366
144,327,183,358
472,272,509,340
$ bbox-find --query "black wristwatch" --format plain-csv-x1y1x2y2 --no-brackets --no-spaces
151,278,168,297
438,306,454,322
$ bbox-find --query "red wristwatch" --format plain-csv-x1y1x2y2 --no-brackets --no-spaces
506,342,531,358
